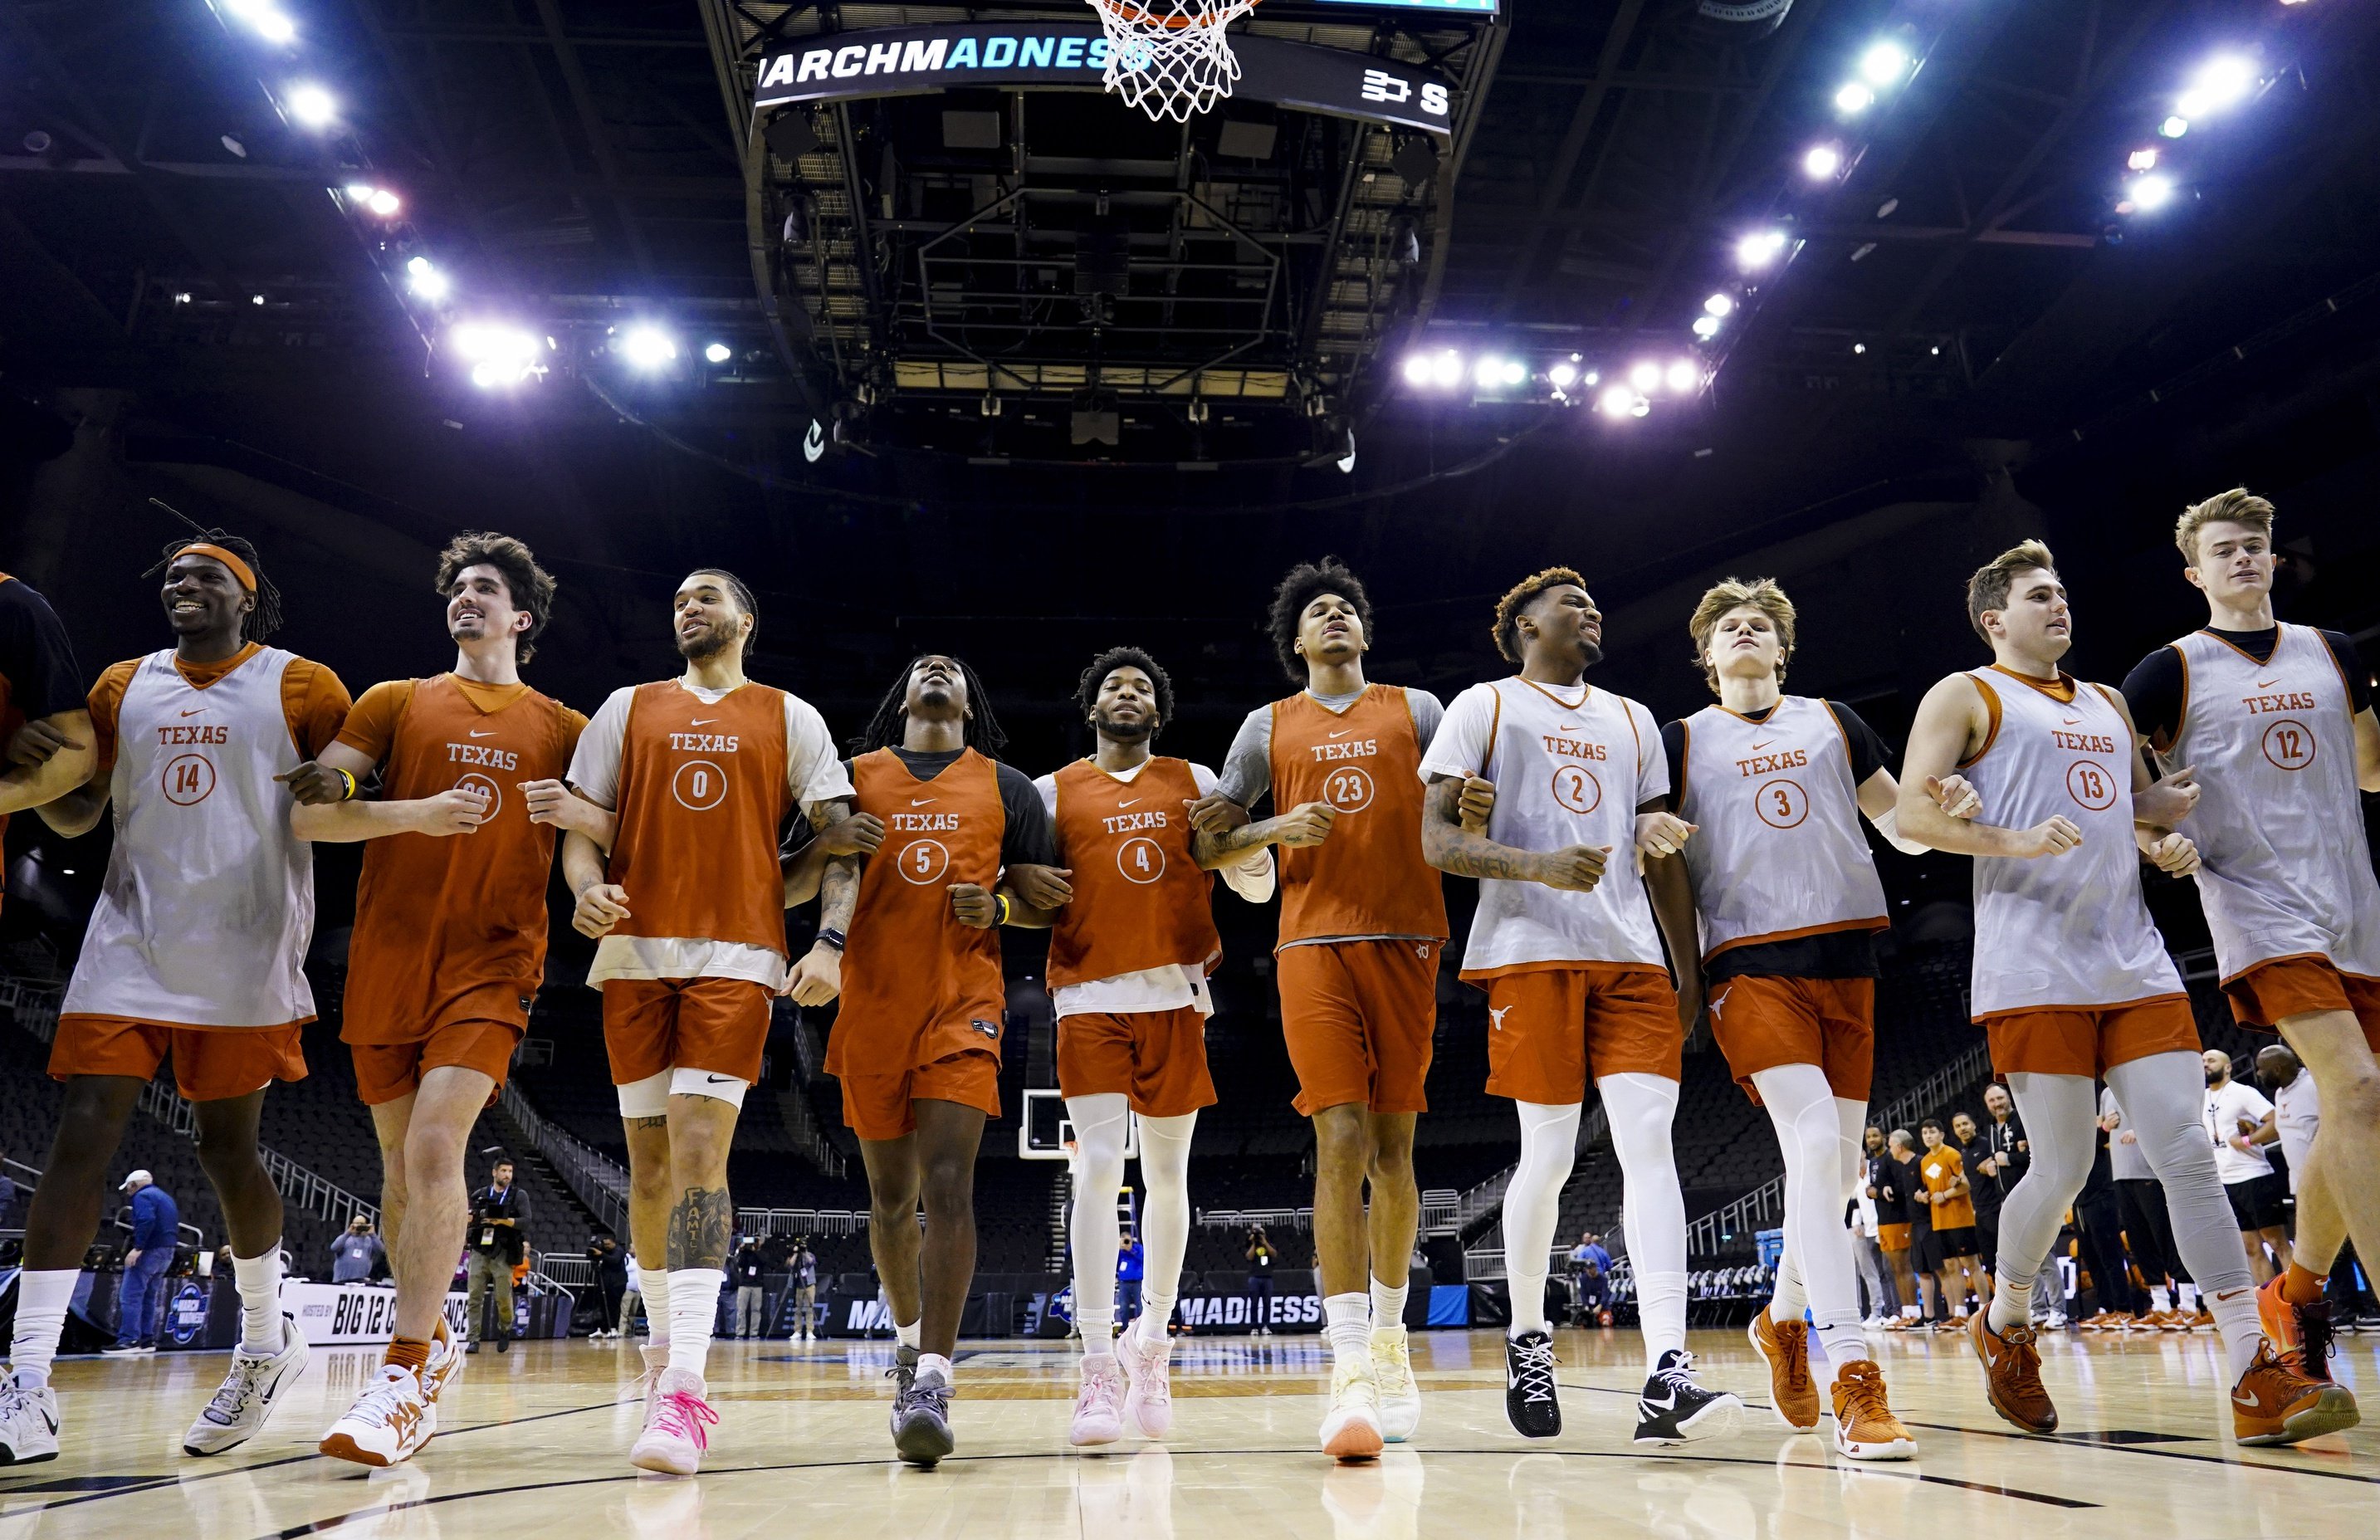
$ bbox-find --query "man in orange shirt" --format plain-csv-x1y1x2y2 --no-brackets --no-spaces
2,535,349,1466
291,533,611,1467
1918,1117,1988,1327
562,570,860,1476
1190,559,1450,1459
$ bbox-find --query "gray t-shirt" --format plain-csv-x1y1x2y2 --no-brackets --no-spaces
1214,685,1446,809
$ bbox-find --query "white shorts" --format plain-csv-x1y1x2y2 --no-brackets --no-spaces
616,1065,751,1117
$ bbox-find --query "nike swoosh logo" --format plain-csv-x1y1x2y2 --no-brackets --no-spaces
690,717,719,726
468,730,494,738
1749,740,1774,751
1119,798,1141,808
1558,724,1582,733
911,798,936,807
179,708,206,717
2256,678,2280,689
1642,1389,1679,1411
705,1073,736,1084
2233,1388,2263,1408
2063,717,2082,726
1327,729,1353,739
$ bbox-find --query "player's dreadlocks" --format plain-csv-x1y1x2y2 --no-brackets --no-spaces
1491,566,1586,663
141,501,284,640
1266,557,1374,682
1073,645,1175,738
852,654,1009,755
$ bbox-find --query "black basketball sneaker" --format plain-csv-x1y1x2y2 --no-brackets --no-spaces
1632,1348,1742,1447
892,1362,955,1467
1503,1330,1561,1438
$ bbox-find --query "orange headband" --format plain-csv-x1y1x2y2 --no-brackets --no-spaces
176,543,257,593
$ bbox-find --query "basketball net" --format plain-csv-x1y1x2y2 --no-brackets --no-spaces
1087,0,1261,123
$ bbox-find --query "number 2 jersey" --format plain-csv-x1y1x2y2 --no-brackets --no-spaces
1957,667,2184,1018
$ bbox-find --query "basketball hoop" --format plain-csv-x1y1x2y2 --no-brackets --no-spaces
1087,0,1262,124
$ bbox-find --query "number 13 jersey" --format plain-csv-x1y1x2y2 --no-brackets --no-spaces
1958,667,2182,1018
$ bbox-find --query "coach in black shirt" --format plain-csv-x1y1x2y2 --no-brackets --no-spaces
466,1159,532,1352
1970,1085,2029,1275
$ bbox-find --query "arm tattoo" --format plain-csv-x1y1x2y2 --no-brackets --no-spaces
1191,819,1270,863
1419,777,1543,881
819,851,859,931
667,1186,735,1270
628,1115,667,1131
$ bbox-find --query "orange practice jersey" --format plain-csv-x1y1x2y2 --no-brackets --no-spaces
828,748,1008,1073
1044,756,1220,990
608,679,794,953
339,676,585,1043
1922,1145,1976,1229
1268,685,1446,946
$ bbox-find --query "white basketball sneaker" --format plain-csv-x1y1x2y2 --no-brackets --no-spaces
1068,1353,1125,1447
629,1366,717,1476
1115,1326,1174,1440
319,1363,437,1467
1371,1325,1420,1443
1319,1357,1385,1461
0,1376,61,1465
184,1316,310,1456
422,1318,464,1405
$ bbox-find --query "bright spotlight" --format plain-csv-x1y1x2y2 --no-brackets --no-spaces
1598,384,1636,418
2126,173,2176,212
1692,315,1721,340
2177,54,2256,119
1859,41,1910,87
1628,360,1663,393
1402,354,1434,387
1629,394,1651,419
406,257,450,301
620,325,679,370
345,182,376,202
1704,293,1736,318
1802,143,1844,180
1581,370,1600,387
704,341,733,365
2127,148,2159,172
1429,350,1464,389
1835,81,1875,115
1665,359,1699,394
1473,356,1506,389
1735,229,1789,271
452,321,544,387
285,83,338,130
224,1,296,44
1500,359,1527,388
2159,115,2190,139
1548,362,1579,390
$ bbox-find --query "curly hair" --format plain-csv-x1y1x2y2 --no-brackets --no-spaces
851,654,1008,755
1490,566,1586,663
144,530,283,641
435,531,557,664
1266,558,1373,682
1965,539,2056,642
1074,646,1175,738
1686,577,1796,696
2174,487,2275,565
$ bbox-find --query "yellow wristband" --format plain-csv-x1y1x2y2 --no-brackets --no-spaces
336,767,359,800
996,892,1012,926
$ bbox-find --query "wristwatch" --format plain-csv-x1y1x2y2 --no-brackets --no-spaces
816,928,847,952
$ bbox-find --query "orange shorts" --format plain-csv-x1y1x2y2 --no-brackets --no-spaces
51,1014,308,1103
2223,956,2380,1049
349,1019,524,1107
600,977,772,1086
1057,1006,1216,1117
1878,1222,1912,1252
839,1048,1003,1140
1981,995,2200,1078
1708,975,1875,1103
1474,965,1681,1104
1278,940,1441,1117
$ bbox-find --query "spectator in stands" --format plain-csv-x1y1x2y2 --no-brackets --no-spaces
586,1233,628,1339
1116,1231,1145,1328
1244,1227,1276,1337
104,1171,178,1355
329,1215,388,1284
732,1235,770,1339
465,1158,530,1353
789,1238,819,1342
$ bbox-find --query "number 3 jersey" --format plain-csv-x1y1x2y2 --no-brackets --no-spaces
2154,624,2380,984
1418,677,1666,975
62,643,351,1029
1673,696,1888,964
1958,667,2183,1017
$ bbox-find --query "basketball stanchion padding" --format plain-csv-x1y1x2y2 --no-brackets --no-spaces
1087,0,1262,123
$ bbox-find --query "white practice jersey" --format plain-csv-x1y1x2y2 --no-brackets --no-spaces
62,648,317,1028
2156,625,2380,985
1419,677,1665,974
1958,668,2183,1018
2206,1078,2275,1184
2271,1068,2318,1192
1675,696,1889,962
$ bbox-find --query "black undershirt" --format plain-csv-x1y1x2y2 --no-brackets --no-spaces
2121,626,2370,754
0,576,86,722
1659,701,1894,985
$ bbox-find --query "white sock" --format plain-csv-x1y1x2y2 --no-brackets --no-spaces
918,1351,953,1384
1503,1100,1579,1339
1370,1274,1409,1333
7,1270,78,1389
638,1264,669,1323
896,1316,921,1352
667,1268,724,1380
1989,1274,2033,1335
2179,1283,2199,1313
2209,1285,2266,1381
1635,1271,1688,1374
1323,1293,1371,1364
232,1247,284,1355
1771,1252,1808,1323
2149,1284,2172,1313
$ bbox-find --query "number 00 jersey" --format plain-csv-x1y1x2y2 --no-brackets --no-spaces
1674,696,1888,963
1958,667,2184,1018
2154,624,2380,985
1268,684,1447,948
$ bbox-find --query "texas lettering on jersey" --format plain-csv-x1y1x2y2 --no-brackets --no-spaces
892,811,962,831
2241,689,2317,716
1542,733,1609,762
155,722,231,746
1308,737,1378,761
667,731,742,751
2050,728,2118,754
1733,746,1807,777
1103,809,1170,834
446,741,520,770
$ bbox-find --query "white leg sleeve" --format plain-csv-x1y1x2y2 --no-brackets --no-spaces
2106,1051,2262,1374
1752,1064,1864,1381
1604,1072,1685,1371
1503,1101,1581,1337
1987,1073,2096,1332
1066,1093,1130,1352
1134,1111,1196,1340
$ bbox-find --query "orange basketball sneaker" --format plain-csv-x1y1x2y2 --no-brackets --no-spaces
2231,1341,2358,1447
1747,1311,1819,1431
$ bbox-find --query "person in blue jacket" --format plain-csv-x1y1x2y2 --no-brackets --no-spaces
105,1171,180,1354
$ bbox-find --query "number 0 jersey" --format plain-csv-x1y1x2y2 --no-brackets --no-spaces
2154,624,2380,985
1674,696,1888,963
1268,684,1447,948
1957,667,2184,1018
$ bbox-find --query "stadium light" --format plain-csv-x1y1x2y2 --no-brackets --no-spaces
620,325,679,371
1598,384,1637,418
1802,143,1844,180
1692,315,1721,340
704,341,733,364
451,322,544,388
285,83,338,130
1401,354,1434,387
2128,148,2159,173
1429,350,1464,389
1859,41,1911,87
406,257,450,302
1834,81,1875,116
1548,362,1579,390
1499,359,1527,388
1665,359,1699,394
222,0,296,45
2160,115,2191,139
2125,173,2176,212
2177,54,2257,120
1704,293,1736,318
1628,360,1663,393
1735,229,1789,271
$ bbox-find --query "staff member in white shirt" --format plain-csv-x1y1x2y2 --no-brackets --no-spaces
2205,1049,2289,1283
2253,1043,2376,1334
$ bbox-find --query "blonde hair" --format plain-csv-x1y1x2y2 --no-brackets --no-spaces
1491,566,1586,663
2174,487,2275,566
1965,539,2056,642
1687,577,1796,696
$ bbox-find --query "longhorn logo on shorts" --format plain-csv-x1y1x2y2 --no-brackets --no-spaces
1489,1005,1513,1031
